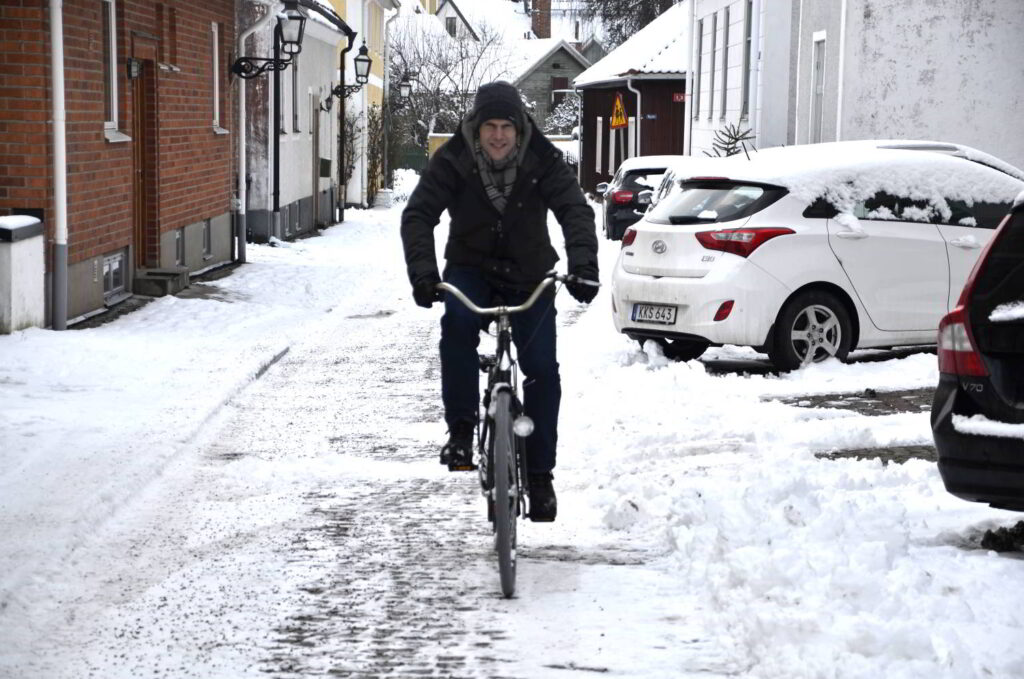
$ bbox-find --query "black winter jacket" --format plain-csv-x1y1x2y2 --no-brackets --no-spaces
400,120,598,291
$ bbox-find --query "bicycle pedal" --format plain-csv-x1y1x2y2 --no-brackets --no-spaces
448,461,477,472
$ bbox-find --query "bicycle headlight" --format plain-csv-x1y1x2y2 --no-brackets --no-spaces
513,416,534,437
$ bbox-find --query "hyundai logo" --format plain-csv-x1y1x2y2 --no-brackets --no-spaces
652,240,668,254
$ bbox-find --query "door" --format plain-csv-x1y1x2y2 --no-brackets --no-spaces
827,194,949,332
131,36,159,269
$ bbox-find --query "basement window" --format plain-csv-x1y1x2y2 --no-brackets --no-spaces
102,250,128,303
175,228,185,267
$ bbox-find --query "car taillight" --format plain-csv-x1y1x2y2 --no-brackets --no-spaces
937,307,988,376
622,228,637,247
695,227,795,258
611,190,635,204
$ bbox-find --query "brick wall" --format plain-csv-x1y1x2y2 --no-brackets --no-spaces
0,2,51,224
531,0,551,39
0,0,235,269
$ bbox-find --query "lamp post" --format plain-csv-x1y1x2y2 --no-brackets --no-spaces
232,0,307,262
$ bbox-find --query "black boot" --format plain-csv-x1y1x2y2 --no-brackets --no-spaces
528,472,557,522
440,419,476,472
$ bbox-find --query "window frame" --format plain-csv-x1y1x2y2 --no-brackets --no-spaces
741,0,752,119
101,0,119,131
708,12,717,120
693,19,703,120
720,6,730,120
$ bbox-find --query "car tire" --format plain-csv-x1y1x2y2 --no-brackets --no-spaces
642,338,709,362
768,290,852,371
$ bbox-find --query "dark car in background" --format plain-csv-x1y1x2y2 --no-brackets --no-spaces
932,192,1024,511
596,156,679,240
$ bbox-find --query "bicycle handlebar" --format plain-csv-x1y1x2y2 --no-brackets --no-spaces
437,272,599,316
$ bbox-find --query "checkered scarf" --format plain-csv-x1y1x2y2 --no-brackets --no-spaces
473,139,518,214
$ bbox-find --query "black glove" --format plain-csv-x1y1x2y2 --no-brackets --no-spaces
567,265,599,304
412,272,442,308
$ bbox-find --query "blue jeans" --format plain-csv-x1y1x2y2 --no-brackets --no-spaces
440,266,561,474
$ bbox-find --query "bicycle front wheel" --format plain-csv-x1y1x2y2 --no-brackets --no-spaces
491,390,518,598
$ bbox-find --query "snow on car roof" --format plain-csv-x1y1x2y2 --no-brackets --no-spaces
701,141,1024,211
616,155,686,172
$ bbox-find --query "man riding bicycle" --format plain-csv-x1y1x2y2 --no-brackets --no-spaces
400,80,599,522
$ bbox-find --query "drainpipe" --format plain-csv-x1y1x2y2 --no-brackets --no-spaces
338,37,355,224
49,0,68,330
382,10,399,188
272,28,282,240
236,1,281,263
626,77,642,157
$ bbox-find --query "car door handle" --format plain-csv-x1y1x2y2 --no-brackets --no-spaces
949,236,980,249
834,230,868,240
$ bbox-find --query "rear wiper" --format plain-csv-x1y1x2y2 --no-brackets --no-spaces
669,216,718,224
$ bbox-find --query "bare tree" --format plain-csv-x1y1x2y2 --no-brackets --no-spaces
389,18,515,149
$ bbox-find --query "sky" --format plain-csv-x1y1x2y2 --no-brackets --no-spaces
1,186,1023,677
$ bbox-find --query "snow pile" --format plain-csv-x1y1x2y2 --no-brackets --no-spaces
990,300,1024,322
391,168,420,202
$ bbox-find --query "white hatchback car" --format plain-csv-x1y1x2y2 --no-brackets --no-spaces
610,141,1024,370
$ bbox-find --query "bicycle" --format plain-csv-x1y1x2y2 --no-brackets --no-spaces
437,271,599,598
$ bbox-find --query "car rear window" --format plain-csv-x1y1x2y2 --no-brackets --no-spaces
622,170,666,192
974,209,1024,302
646,180,788,225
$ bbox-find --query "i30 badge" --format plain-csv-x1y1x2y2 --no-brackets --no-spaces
652,240,668,254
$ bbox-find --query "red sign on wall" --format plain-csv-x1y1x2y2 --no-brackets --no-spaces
673,93,687,103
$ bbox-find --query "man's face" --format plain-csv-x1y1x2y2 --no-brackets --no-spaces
479,119,518,162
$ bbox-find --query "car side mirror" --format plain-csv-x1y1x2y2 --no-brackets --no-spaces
637,189,653,205
596,182,609,195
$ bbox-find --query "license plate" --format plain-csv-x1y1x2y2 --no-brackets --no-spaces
631,303,677,324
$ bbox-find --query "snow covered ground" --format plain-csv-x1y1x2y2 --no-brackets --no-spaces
1,196,1022,677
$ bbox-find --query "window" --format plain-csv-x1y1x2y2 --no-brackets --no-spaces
852,191,933,223
202,219,212,258
292,55,300,132
551,76,568,110
741,0,753,117
720,7,729,120
647,180,787,225
709,12,717,120
101,0,118,129
693,19,702,119
211,23,223,130
102,251,126,300
175,228,185,266
810,33,826,143
446,16,457,37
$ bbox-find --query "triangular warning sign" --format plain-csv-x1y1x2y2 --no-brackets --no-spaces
610,93,627,129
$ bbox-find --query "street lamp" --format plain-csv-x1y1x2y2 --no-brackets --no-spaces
231,1,307,79
277,2,306,55
322,43,373,102
353,43,372,86
398,73,412,102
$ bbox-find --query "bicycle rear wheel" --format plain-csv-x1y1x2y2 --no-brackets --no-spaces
491,390,518,598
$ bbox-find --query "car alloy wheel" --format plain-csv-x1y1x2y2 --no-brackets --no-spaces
769,290,852,371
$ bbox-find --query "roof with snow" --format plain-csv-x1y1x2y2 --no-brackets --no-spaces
502,38,590,84
574,0,690,88
438,0,532,41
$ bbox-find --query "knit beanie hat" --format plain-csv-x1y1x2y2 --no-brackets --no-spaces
471,81,525,131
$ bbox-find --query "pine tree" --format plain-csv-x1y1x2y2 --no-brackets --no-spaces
576,0,677,49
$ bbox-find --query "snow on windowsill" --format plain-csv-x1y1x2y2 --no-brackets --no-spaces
104,129,132,143
952,414,1024,440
